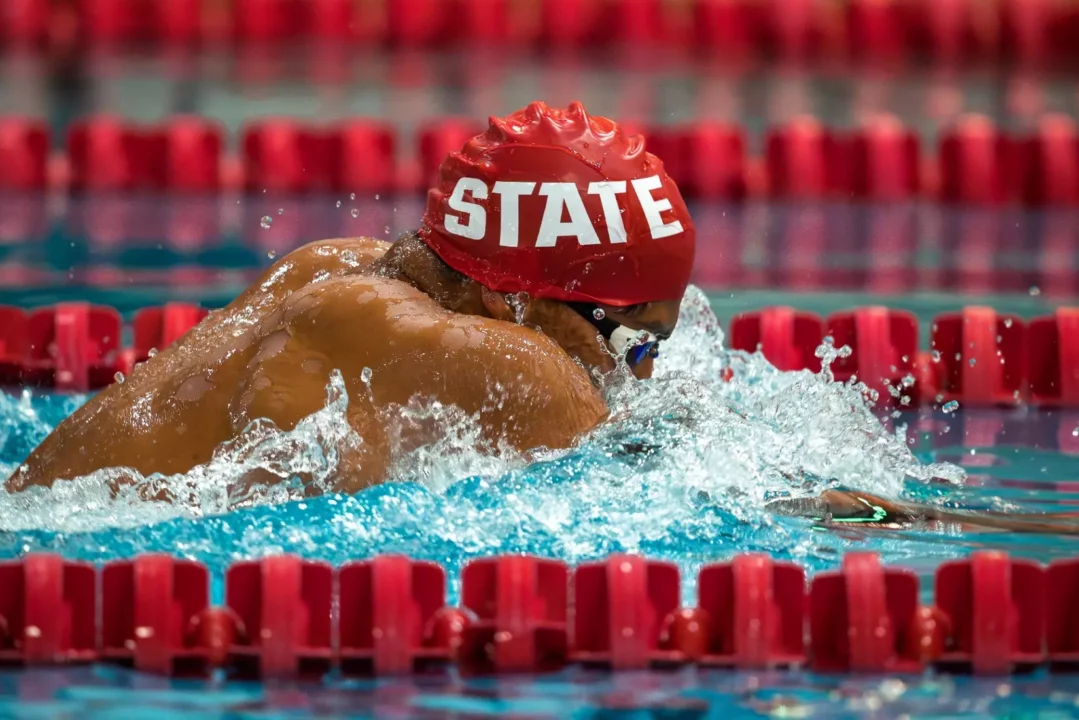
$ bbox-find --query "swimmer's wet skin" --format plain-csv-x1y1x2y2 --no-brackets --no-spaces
8,102,693,494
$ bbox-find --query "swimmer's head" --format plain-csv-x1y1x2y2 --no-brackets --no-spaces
419,101,695,378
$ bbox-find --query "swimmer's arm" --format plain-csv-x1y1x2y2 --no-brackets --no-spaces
769,489,1079,535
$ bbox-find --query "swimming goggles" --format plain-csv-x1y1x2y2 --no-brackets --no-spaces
567,302,660,366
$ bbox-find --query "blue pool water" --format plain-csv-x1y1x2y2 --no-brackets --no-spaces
2,284,1079,716
4,665,1079,718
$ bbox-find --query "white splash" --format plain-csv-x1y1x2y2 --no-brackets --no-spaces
0,286,963,543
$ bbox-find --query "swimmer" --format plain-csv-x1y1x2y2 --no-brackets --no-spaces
7,101,1078,537
9,102,693,494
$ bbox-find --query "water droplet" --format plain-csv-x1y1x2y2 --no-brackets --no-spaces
351,208,359,218
350,192,356,200
384,225,391,235
505,292,530,324
942,400,959,413
374,194,380,200
931,350,941,362
592,308,606,320
969,358,977,367
361,367,372,383
277,208,284,215
147,348,158,358
1004,318,1013,328
267,249,277,259
901,374,915,388
114,371,125,384
1072,427,1079,437
942,424,951,433
955,352,962,361
336,200,342,208
1029,286,1042,296
260,216,273,230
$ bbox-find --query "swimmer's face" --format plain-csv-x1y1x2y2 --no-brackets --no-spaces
595,300,681,380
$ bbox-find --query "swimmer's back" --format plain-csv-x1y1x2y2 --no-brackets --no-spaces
9,237,606,492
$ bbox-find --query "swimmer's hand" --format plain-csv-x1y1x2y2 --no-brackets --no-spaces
766,489,902,523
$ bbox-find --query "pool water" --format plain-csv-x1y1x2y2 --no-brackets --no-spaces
4,665,1079,718
2,279,1079,717
1,43,1076,716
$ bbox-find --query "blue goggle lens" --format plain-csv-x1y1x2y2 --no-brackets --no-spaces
628,341,658,366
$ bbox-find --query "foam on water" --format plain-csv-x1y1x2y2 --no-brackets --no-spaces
0,287,965,578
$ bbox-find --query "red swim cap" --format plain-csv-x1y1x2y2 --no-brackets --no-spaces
419,101,695,307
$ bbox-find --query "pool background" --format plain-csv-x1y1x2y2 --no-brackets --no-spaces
3,32,1079,720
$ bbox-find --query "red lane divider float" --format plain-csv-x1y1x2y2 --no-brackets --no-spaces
0,306,29,386
0,554,96,666
572,555,681,669
1028,308,1079,407
0,550,1076,677
131,302,209,364
2,302,1077,406
729,307,824,373
101,555,219,676
0,302,206,390
0,117,49,192
1047,558,1079,668
459,556,568,673
338,555,456,675
225,557,334,679
827,307,920,404
930,307,1025,406
726,305,1079,408
809,552,926,673
696,554,805,668
22,303,122,392
6,0,1077,65
5,114,1079,205
935,552,1045,674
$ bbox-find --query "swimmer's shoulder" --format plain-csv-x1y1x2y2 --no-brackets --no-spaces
237,237,391,303
285,237,391,269
278,273,608,446
280,270,583,369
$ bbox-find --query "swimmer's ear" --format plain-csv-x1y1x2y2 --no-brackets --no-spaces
480,287,517,323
